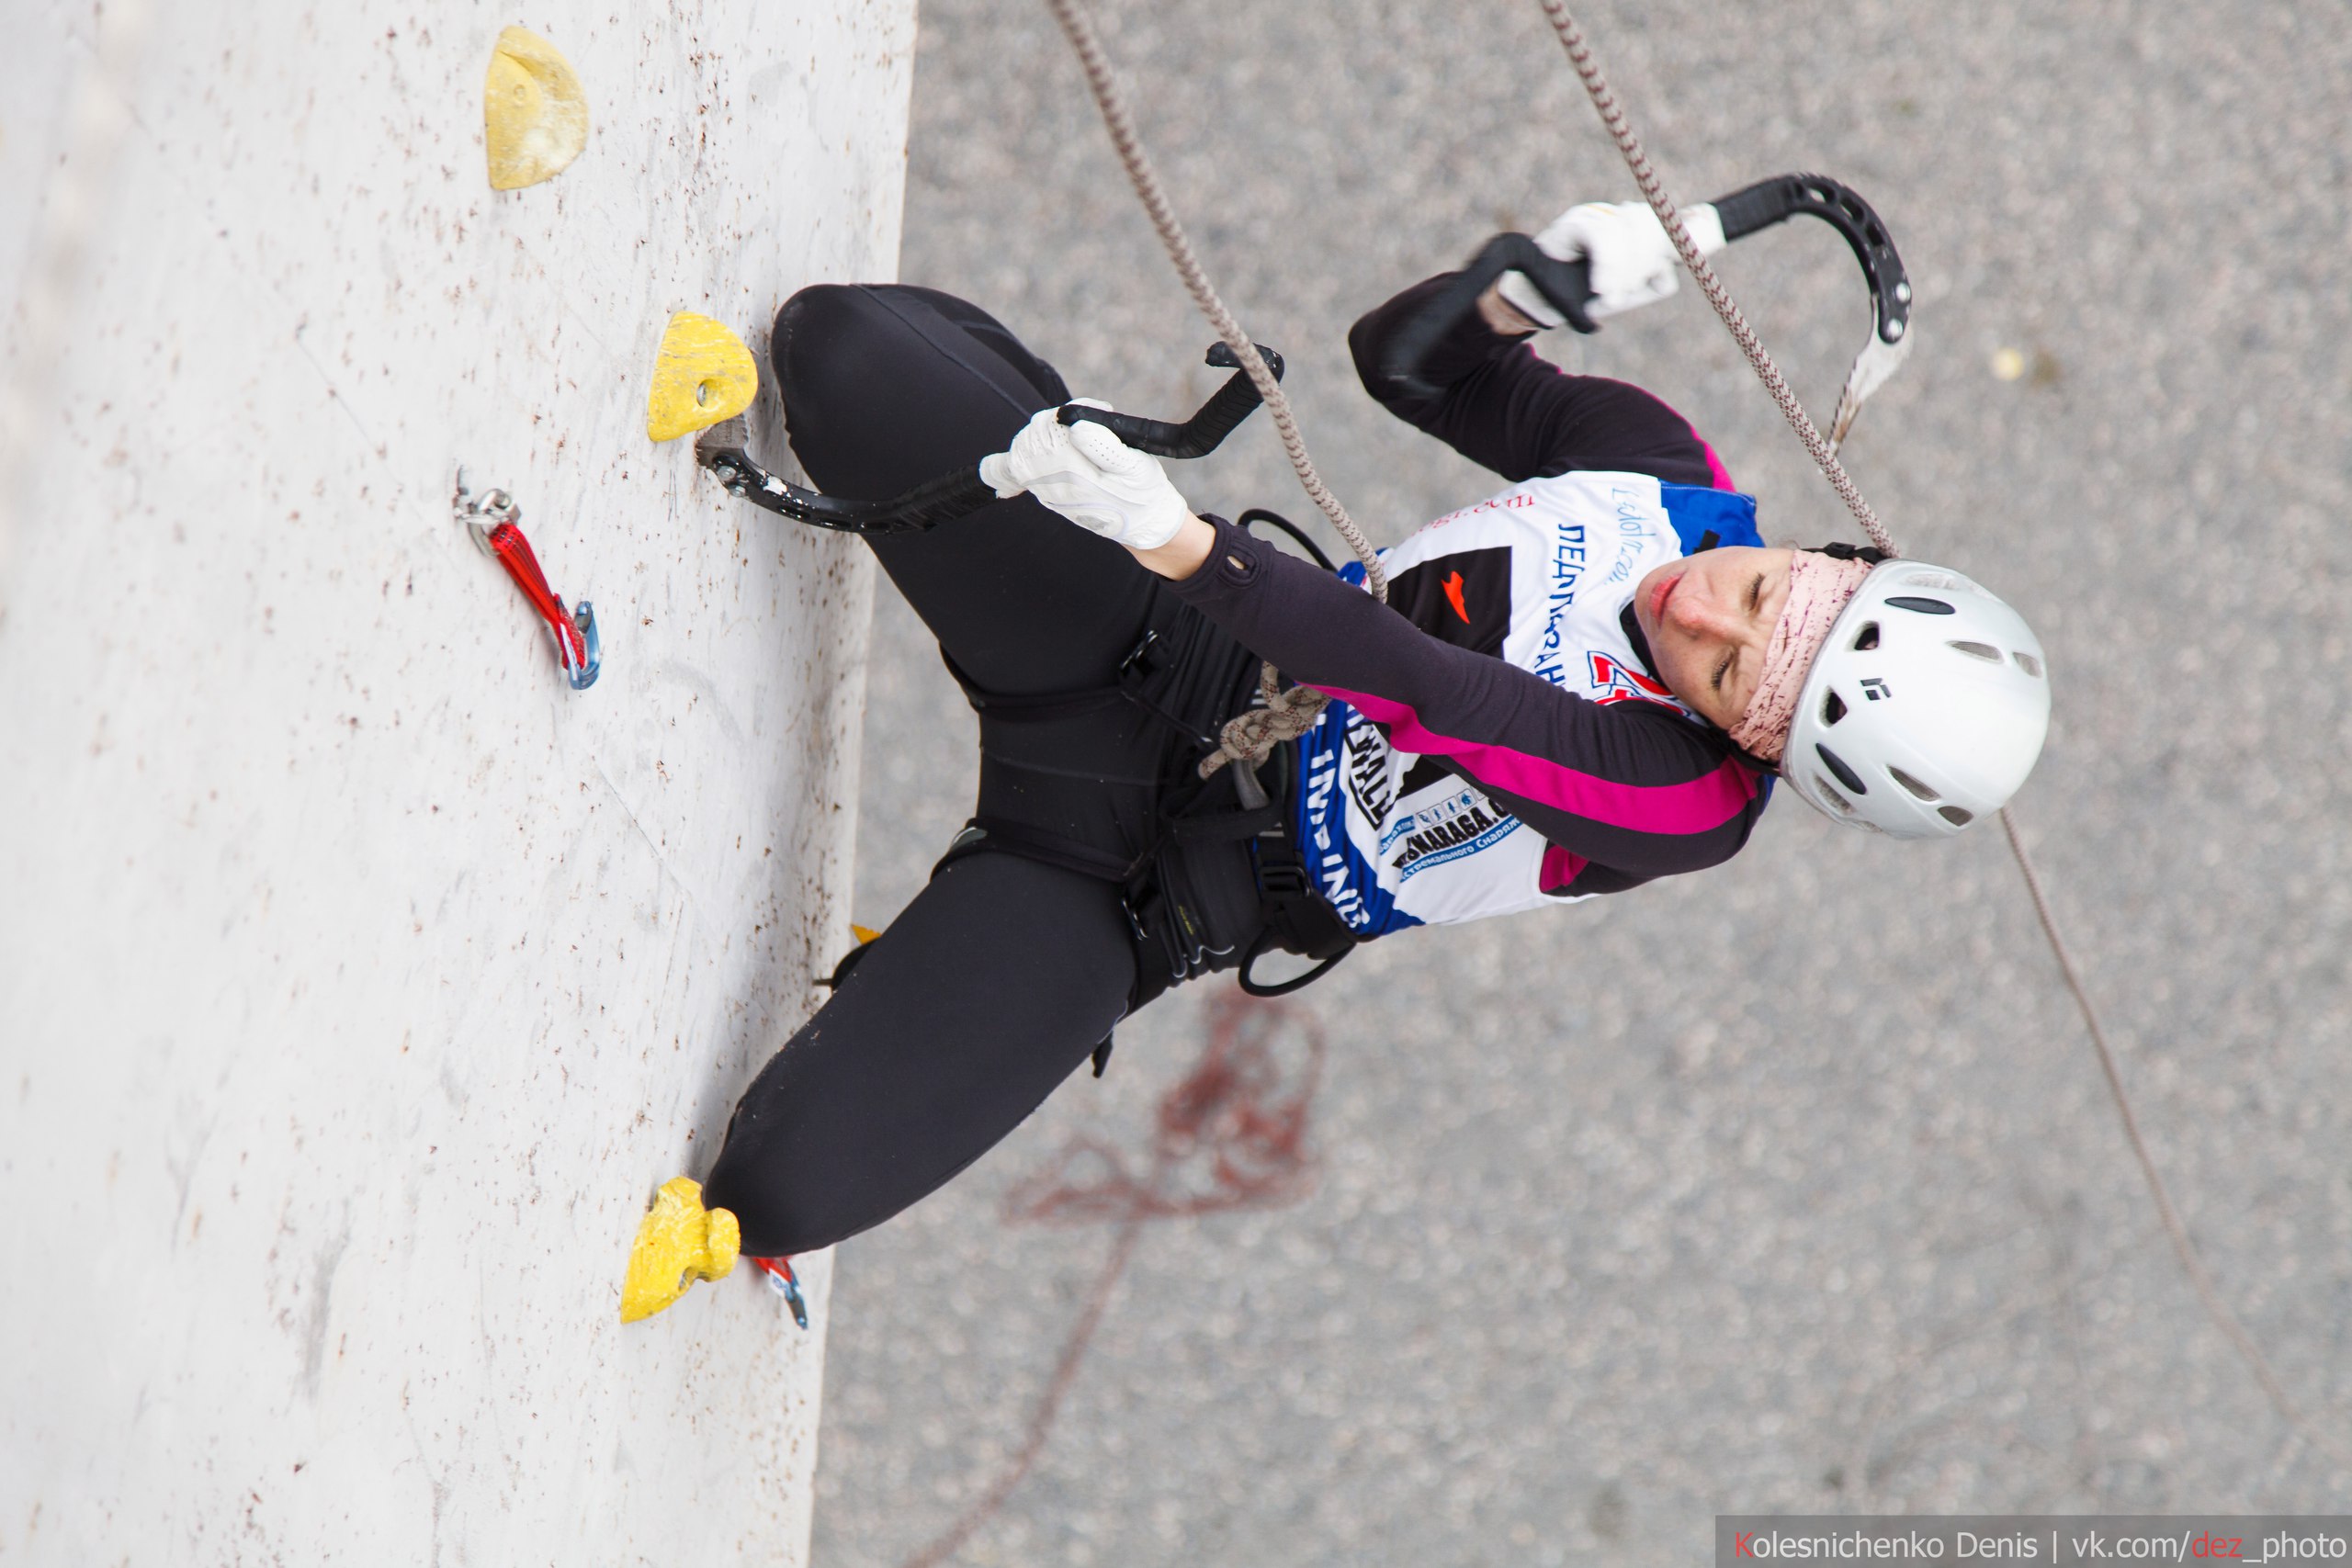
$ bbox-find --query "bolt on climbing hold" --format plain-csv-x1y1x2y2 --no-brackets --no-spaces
483,25,589,191
455,471,601,690
646,312,758,442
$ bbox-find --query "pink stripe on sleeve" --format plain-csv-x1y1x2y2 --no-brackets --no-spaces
1699,439,1736,492
1317,685,1759,836
1649,391,1736,491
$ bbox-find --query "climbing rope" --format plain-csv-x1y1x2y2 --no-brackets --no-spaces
2000,812,2350,1469
1531,0,1897,558
1536,0,2340,1468
1043,0,1377,780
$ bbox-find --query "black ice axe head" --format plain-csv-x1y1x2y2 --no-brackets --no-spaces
1709,172,1914,450
1379,171,1913,448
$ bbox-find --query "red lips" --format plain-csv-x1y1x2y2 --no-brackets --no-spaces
1649,571,1683,626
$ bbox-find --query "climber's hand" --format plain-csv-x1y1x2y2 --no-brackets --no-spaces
1497,199,1727,328
978,401,1192,550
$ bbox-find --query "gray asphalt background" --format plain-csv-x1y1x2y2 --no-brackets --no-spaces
808,2,2352,1562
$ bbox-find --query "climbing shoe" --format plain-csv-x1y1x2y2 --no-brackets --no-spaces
620,1176,741,1323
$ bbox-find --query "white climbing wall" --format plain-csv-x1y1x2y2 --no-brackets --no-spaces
0,2,914,1562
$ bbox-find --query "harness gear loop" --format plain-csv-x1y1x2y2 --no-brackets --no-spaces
1044,0,1388,784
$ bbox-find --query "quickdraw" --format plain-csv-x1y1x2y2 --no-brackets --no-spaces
454,472,601,691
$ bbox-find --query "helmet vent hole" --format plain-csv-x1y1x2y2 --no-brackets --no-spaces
1949,639,2002,663
2014,650,2043,678
1851,622,1881,652
1820,690,1848,726
1815,775,1856,813
1887,766,1939,801
1937,806,1975,828
1815,744,1867,795
1887,595,1957,615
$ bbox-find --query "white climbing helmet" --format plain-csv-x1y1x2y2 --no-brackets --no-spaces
1780,558,2051,838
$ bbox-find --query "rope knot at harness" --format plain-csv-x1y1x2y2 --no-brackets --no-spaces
1199,682,1329,781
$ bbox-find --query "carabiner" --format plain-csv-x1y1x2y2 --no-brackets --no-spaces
455,473,601,690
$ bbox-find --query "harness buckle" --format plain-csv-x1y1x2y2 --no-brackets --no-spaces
1118,627,1170,682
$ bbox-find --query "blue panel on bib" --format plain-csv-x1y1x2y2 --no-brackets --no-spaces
1291,700,1420,938
1659,484,1762,555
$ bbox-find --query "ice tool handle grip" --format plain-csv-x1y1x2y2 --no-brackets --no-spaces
700,342,1284,536
1054,340,1286,459
1375,238,1594,399
1377,171,1912,399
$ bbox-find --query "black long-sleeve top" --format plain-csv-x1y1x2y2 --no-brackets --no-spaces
1168,273,1770,893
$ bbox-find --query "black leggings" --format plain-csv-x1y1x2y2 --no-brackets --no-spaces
702,284,1263,1258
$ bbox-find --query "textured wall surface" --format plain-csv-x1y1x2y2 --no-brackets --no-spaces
0,2,913,1562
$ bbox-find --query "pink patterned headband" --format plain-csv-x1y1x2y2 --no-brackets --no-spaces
1726,553,1873,762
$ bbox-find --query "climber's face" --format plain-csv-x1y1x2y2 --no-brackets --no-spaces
1632,546,1795,729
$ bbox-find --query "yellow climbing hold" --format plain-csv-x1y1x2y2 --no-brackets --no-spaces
646,313,759,442
484,26,589,191
851,924,882,945
620,1176,741,1323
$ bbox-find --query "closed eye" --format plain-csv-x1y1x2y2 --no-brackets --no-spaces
1711,649,1733,694
1747,572,1764,615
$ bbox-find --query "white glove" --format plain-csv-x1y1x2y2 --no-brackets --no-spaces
1497,199,1728,328
977,401,1191,550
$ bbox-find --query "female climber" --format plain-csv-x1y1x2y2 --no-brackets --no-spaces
619,198,2052,1322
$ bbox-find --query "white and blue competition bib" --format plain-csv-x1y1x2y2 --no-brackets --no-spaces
1291,473,1762,937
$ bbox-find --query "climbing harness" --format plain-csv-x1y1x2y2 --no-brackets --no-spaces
454,471,600,690
697,349,1327,945
926,548,1357,1011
